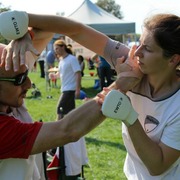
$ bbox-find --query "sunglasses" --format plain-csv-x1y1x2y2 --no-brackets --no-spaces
0,69,28,86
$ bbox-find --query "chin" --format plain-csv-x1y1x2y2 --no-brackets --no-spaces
17,100,24,107
11,104,22,108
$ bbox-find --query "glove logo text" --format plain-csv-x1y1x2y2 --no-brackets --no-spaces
11,17,20,35
114,98,123,113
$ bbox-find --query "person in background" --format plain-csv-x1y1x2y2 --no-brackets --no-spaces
49,39,88,178
67,43,76,56
49,39,81,119
46,50,56,69
77,55,85,77
87,57,95,70
45,50,57,88
92,54,112,90
77,55,85,88
37,49,46,78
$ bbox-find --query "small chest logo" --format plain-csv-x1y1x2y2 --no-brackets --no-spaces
144,115,159,133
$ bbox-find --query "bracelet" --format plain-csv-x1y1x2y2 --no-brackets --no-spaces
28,29,34,40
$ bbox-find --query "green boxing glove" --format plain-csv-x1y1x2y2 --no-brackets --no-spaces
101,90,138,127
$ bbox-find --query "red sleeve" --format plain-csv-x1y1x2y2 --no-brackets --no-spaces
0,115,42,159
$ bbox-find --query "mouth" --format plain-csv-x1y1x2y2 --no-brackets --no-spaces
21,90,28,98
21,93,26,98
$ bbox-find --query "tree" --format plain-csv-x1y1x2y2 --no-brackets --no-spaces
0,2,11,44
95,0,138,43
96,0,123,19
96,0,124,42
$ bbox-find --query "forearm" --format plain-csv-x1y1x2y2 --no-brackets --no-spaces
31,28,54,55
28,13,108,56
64,97,105,139
28,14,81,37
76,72,81,91
128,121,168,175
32,97,105,154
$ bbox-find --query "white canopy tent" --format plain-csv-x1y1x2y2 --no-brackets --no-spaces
49,0,136,57
67,0,135,35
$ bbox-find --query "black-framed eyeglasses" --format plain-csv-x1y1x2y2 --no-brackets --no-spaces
0,69,28,86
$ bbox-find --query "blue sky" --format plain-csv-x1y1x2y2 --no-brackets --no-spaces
1,0,180,34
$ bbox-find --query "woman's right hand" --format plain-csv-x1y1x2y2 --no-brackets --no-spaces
115,45,144,93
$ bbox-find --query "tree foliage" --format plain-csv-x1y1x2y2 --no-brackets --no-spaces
96,0,123,19
0,2,11,44
0,3,10,13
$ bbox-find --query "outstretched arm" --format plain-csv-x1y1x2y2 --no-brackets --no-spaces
31,96,105,154
28,13,108,56
0,11,108,63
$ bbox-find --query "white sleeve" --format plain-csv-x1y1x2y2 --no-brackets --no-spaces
103,38,130,69
161,116,180,150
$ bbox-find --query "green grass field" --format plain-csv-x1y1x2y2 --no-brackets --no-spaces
25,64,127,180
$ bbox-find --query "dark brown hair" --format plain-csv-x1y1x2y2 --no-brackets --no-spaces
143,14,180,58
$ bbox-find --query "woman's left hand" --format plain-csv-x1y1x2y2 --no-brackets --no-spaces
1,32,40,71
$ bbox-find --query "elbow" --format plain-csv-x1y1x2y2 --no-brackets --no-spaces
70,134,81,143
64,129,81,143
148,166,170,176
149,171,162,176
149,171,164,177
64,128,81,143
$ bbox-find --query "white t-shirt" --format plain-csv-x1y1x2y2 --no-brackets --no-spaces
58,54,81,92
123,77,180,180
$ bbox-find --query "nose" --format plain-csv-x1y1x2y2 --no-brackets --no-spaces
134,45,143,58
23,76,32,89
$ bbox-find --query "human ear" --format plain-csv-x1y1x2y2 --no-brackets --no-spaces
169,54,180,68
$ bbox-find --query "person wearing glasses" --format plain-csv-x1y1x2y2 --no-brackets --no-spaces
1,10,180,180
0,32,54,180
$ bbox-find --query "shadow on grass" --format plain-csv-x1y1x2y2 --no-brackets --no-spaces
85,137,126,151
